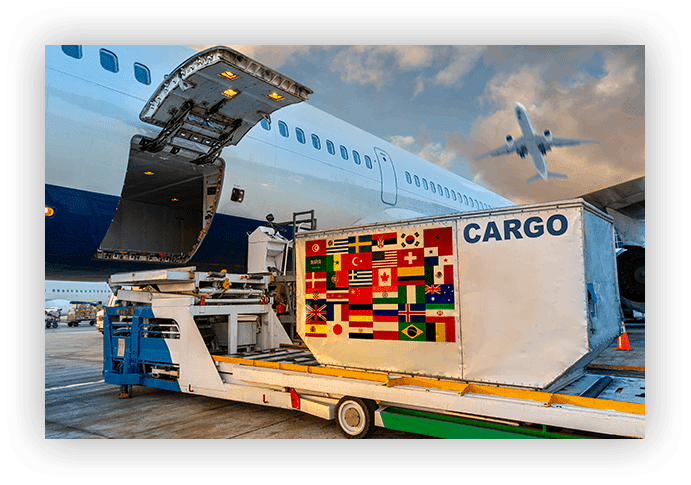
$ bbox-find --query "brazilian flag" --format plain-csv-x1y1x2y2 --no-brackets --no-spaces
399,322,426,341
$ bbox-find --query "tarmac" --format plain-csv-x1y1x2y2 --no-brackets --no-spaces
44,324,420,439
45,322,644,439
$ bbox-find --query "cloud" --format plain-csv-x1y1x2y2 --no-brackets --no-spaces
445,47,644,204
433,46,486,88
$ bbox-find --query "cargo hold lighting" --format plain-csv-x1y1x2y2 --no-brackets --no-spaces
267,92,284,101
219,70,238,81
222,88,239,99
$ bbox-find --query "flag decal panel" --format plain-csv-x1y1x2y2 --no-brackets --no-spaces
303,225,456,343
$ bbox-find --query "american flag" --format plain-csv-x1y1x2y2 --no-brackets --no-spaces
372,250,397,268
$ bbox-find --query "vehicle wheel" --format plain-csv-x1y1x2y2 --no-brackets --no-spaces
336,396,376,439
67,322,72,327
52,322,58,328
89,321,95,326
45,322,51,329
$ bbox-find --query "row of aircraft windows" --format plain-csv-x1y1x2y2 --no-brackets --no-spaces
403,170,492,210
261,119,375,169
60,45,152,85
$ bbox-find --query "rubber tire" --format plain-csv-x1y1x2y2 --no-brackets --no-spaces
52,322,58,328
336,396,376,439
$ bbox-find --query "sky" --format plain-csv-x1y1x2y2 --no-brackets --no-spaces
193,45,644,205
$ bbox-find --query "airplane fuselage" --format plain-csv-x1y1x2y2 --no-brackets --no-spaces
514,103,548,180
45,45,514,281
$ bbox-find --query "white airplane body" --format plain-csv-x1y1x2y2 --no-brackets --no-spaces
45,280,113,316
476,103,598,183
45,45,515,281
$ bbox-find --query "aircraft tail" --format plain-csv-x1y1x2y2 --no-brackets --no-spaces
526,172,568,183
547,172,568,179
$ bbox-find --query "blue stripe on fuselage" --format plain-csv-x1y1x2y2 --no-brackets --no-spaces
45,184,271,279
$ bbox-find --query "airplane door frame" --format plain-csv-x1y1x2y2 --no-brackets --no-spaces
374,147,397,205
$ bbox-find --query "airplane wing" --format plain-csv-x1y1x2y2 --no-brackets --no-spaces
548,137,598,148
476,137,523,160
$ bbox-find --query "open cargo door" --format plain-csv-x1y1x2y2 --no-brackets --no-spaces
139,46,313,164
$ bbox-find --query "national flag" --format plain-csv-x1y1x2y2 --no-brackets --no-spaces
327,303,348,338
425,284,441,295
397,248,424,268
372,232,398,250
305,271,326,290
307,289,326,302
398,285,425,304
326,290,349,303
374,267,398,288
348,235,372,253
349,269,372,287
433,265,454,285
398,303,426,323
341,252,372,271
399,322,426,341
373,319,399,340
372,288,400,304
349,286,372,305
425,284,455,306
397,266,425,286
372,250,398,268
326,237,349,254
326,270,348,289
305,301,327,336
423,227,453,248
424,317,456,343
306,239,327,257
399,231,421,248
306,256,327,273
373,304,399,322
349,324,373,339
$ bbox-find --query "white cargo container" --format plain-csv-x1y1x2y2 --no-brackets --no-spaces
295,199,621,391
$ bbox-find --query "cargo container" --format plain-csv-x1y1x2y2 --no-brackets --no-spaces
295,199,621,391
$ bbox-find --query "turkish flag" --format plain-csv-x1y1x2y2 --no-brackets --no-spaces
342,252,372,271
306,239,327,257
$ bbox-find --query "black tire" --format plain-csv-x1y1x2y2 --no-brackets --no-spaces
67,322,72,327
336,396,376,439
52,322,58,328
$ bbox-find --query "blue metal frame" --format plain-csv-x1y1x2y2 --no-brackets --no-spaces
103,306,181,392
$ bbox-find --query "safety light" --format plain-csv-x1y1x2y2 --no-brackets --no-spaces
171,198,179,202
45,206,54,217
222,88,238,99
266,92,284,101
144,171,154,175
219,70,238,81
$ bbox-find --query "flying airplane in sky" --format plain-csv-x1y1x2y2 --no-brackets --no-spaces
476,102,599,183
45,45,513,281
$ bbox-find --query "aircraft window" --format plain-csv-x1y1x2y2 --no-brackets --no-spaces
278,121,289,138
296,128,306,144
437,184,443,196
353,151,361,165
430,182,436,193
340,146,348,160
422,178,428,190
444,187,450,198
463,195,468,205
61,45,82,59
470,198,475,208
451,191,457,201
99,49,119,73
405,172,412,184
414,175,420,187
312,134,320,149
364,155,372,168
327,140,335,155
261,119,271,131
134,63,151,85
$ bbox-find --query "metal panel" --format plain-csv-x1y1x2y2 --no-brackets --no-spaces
457,206,588,388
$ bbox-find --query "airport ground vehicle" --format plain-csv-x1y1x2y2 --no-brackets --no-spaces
102,200,644,438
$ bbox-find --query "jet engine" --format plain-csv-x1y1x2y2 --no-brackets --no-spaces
517,146,528,158
616,245,645,313
543,129,553,141
505,135,514,148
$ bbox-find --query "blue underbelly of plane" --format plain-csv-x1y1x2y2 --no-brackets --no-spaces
45,184,267,281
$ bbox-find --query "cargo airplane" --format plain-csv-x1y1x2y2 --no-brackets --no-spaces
476,102,599,183
45,45,513,281
45,46,643,313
